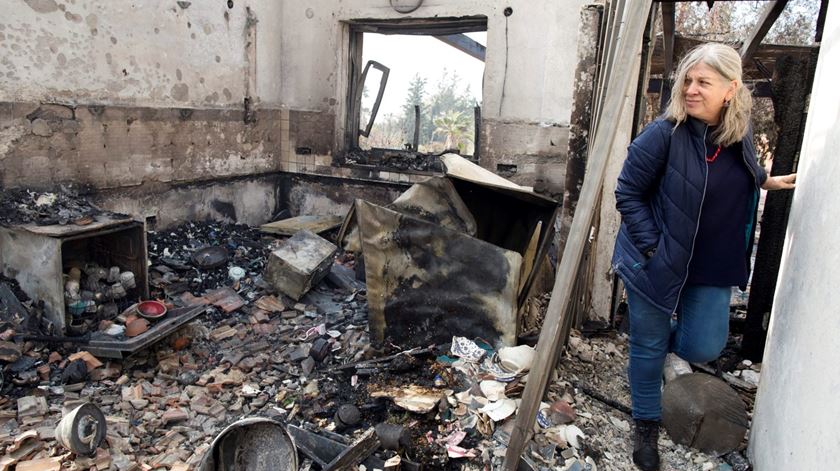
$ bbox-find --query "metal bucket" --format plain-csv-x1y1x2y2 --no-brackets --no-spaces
198,418,298,471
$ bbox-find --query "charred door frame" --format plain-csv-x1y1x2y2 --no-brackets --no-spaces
342,16,488,162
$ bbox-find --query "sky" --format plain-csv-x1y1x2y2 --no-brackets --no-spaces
360,32,486,118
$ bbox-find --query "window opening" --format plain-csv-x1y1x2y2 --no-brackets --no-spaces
344,19,487,173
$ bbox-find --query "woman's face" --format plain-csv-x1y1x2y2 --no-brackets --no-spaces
682,61,736,125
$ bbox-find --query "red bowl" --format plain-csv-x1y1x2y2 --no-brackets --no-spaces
137,300,167,319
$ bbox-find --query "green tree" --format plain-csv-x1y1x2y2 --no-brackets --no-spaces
424,69,478,148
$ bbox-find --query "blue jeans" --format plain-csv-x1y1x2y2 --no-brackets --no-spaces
627,284,731,420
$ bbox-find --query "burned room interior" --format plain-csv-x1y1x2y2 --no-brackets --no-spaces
1,1,838,470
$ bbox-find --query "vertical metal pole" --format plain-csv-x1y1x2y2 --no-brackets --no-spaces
413,105,420,151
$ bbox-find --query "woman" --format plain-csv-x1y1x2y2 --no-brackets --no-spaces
612,43,796,471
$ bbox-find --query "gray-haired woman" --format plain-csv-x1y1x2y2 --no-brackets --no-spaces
612,42,795,470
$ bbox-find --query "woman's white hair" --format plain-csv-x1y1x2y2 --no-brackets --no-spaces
664,43,752,146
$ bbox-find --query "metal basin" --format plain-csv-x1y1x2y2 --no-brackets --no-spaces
198,418,297,471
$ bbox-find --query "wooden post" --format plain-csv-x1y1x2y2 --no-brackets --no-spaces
659,1,675,112
588,3,651,323
501,2,652,468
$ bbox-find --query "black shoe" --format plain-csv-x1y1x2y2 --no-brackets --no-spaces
632,419,660,471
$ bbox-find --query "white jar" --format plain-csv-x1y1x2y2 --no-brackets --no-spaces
119,271,136,290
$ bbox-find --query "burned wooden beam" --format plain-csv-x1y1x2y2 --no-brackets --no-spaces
742,52,814,361
413,104,421,150
473,105,481,160
634,2,658,135
322,428,380,471
287,425,387,470
740,1,789,64
561,4,602,252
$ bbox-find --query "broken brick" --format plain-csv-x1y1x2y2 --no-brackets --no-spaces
14,457,62,471
17,396,48,418
209,325,237,342
254,295,285,313
67,351,103,370
161,408,190,425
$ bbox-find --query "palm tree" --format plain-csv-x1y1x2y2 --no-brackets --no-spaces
433,110,473,152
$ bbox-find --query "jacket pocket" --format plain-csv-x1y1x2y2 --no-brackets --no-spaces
617,228,646,270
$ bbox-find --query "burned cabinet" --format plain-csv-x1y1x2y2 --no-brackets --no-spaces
0,217,149,334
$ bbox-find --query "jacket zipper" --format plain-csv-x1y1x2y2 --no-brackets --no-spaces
673,124,710,313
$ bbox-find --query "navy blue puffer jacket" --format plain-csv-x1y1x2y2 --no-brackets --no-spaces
612,117,767,314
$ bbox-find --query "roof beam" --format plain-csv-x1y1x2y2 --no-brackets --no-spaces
433,34,486,62
740,0,789,63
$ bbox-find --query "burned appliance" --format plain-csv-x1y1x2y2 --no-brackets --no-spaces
0,215,149,335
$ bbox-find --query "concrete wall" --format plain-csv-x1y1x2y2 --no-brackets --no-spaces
1,0,587,224
748,3,840,468
1,1,266,107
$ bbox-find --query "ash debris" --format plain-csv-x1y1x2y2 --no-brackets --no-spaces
0,185,128,227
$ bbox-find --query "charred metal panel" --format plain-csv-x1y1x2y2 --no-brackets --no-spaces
340,176,477,253
356,200,521,348
391,177,477,236
341,156,558,347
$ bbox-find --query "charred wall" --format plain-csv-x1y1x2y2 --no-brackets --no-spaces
0,102,285,190
278,173,405,218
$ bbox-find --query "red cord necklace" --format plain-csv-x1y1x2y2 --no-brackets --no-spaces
706,145,722,163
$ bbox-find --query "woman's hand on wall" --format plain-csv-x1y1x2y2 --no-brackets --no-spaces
762,173,797,190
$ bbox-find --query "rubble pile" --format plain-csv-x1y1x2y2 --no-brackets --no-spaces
0,186,125,227
556,331,756,471
0,217,760,470
147,221,273,296
0,223,378,469
344,148,447,172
